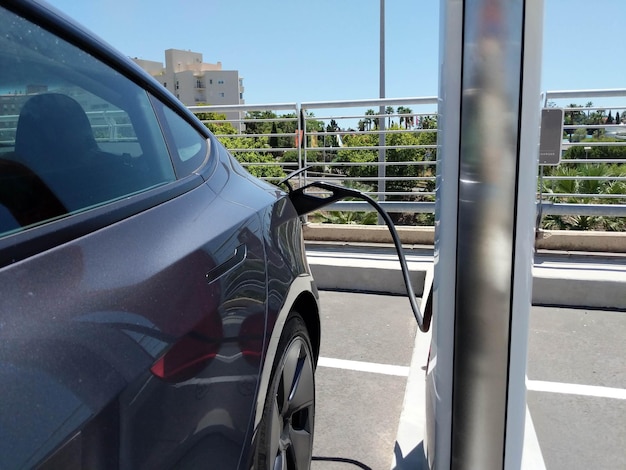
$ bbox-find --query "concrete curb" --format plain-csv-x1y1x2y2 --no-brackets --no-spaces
391,322,431,470
304,223,435,246
535,229,626,253
304,223,626,254
307,248,626,310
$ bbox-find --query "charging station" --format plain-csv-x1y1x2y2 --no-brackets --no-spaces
425,0,544,469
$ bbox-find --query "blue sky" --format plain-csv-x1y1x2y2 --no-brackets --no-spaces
44,0,625,108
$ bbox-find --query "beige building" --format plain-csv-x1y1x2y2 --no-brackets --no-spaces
133,49,244,129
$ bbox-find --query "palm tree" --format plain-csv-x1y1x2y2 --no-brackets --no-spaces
397,106,413,129
541,164,626,231
365,109,376,131
385,106,395,128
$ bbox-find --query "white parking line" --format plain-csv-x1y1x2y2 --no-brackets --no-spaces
318,358,626,400
522,406,546,470
318,356,410,377
527,379,626,400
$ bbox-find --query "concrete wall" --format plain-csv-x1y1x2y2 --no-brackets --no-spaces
303,223,626,253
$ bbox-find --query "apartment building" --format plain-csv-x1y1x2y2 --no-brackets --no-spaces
133,49,244,129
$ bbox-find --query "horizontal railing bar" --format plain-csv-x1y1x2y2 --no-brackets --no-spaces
230,148,299,153
315,128,436,137
563,107,626,112
305,144,437,151
240,162,295,167
212,132,297,139
188,103,298,112
307,176,435,182
304,161,436,167
302,186,434,195
563,124,625,129
199,118,299,124
545,88,626,99
317,202,626,218
540,203,626,217
301,96,438,110
321,201,436,213
559,159,626,164
543,176,626,181
562,142,626,148
306,111,437,122
541,193,625,199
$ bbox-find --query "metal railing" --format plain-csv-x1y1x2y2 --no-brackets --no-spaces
191,98,440,223
190,90,626,227
1,91,623,227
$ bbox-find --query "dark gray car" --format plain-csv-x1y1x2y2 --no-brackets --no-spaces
0,1,319,468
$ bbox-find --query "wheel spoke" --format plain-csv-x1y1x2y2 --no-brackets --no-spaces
288,428,313,469
267,396,282,465
260,316,315,470
272,449,285,470
279,340,303,413
286,348,314,415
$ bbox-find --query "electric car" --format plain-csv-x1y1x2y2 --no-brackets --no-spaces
0,1,319,468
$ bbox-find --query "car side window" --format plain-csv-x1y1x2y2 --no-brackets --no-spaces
0,6,176,237
150,98,210,177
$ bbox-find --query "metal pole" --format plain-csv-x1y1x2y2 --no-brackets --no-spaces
378,0,386,225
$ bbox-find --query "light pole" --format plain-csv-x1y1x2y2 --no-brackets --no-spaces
378,0,386,223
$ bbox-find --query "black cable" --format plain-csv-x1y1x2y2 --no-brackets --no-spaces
290,181,430,332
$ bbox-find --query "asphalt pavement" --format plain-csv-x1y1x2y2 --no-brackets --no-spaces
312,291,417,470
311,291,626,470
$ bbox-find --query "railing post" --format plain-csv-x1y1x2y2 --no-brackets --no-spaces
378,0,386,225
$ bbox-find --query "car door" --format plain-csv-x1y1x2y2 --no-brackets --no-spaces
0,3,267,469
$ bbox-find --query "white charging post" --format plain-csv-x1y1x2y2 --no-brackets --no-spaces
425,1,544,469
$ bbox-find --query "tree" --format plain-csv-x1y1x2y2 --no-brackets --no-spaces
587,107,606,138
323,119,340,148
269,122,279,148
308,181,379,225
385,125,437,194
564,103,585,142
540,162,626,231
335,132,378,186
243,110,276,135
385,106,395,128
420,115,437,130
397,106,413,129
616,111,621,124
365,109,376,131
234,151,286,179
194,110,237,135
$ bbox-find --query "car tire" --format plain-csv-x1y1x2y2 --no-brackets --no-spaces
254,312,315,470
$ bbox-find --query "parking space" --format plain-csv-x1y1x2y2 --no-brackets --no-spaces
527,307,626,470
312,292,626,469
313,291,417,470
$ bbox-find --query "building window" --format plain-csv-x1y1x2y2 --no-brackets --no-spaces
209,79,213,84
196,79,203,89
219,92,225,98
239,93,243,99
163,82,167,88
175,81,179,90
218,80,224,85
